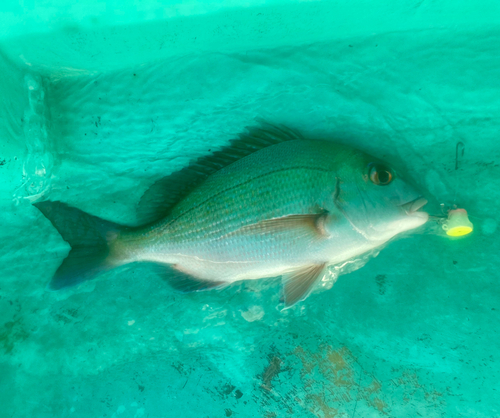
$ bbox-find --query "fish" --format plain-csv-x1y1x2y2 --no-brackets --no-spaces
34,122,428,308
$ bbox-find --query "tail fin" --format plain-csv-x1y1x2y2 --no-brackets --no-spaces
34,201,127,290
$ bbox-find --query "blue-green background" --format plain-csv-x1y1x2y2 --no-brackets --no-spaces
1,1,499,417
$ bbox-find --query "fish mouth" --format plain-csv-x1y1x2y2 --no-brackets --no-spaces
400,197,428,215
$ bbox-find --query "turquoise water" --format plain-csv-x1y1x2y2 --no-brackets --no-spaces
1,2,500,417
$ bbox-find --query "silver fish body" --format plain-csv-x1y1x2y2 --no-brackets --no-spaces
113,139,427,292
35,125,428,307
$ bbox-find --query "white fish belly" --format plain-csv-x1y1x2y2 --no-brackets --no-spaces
140,224,376,283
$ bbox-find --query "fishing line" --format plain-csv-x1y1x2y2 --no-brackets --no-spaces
427,141,474,236
453,141,465,204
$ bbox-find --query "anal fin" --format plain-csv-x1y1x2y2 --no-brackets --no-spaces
282,263,328,308
164,265,228,293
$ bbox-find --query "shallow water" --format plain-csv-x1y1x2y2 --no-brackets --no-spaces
1,2,500,417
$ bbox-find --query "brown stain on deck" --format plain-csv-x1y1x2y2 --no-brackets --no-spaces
294,344,388,416
256,344,445,417
261,356,283,391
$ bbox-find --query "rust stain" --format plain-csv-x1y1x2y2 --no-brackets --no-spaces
294,344,389,416
261,344,445,417
261,356,283,391
358,379,388,414
294,346,318,376
425,390,443,402
388,367,445,410
372,397,388,413
307,394,339,418
326,348,348,372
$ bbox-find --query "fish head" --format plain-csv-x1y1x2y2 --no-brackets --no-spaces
335,150,429,243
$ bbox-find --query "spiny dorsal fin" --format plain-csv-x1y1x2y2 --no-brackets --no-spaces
136,121,303,225
282,263,328,309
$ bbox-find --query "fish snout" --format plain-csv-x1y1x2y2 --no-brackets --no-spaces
400,197,428,215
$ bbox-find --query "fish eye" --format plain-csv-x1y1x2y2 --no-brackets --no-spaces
369,164,394,186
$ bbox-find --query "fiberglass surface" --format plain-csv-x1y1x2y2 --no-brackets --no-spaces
1,2,499,417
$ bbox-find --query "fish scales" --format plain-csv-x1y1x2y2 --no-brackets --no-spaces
34,123,428,307
120,141,348,261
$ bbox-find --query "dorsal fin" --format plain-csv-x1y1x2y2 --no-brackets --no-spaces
136,121,303,225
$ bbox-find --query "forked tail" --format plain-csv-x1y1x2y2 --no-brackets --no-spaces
34,201,127,290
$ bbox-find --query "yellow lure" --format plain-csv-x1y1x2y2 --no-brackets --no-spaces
442,209,473,236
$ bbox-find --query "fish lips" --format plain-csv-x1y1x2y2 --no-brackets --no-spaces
400,197,428,217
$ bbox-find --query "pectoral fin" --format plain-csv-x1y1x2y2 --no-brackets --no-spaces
281,263,328,308
236,212,332,240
